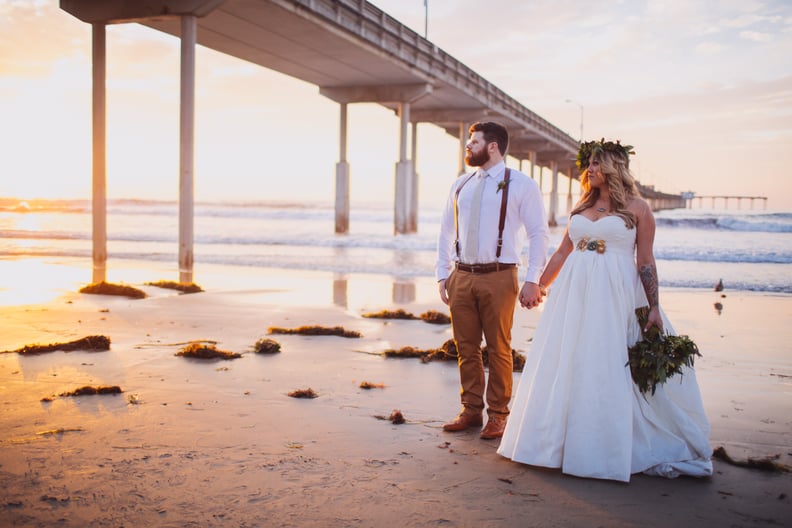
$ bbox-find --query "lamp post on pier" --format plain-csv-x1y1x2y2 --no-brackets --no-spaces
565,98,584,141
423,0,428,39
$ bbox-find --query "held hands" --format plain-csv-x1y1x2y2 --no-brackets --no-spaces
519,282,545,309
440,279,547,309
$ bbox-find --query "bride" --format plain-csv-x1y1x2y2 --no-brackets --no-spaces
497,140,713,482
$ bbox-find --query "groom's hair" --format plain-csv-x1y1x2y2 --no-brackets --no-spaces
470,121,508,156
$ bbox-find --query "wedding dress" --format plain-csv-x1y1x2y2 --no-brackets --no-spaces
498,214,713,482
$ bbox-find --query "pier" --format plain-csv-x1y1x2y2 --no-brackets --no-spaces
60,0,683,283
686,195,768,210
639,185,687,212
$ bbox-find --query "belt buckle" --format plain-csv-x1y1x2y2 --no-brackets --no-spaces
475,263,492,273
577,238,607,254
474,263,495,273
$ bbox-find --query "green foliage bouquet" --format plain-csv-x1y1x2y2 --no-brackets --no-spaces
627,307,701,395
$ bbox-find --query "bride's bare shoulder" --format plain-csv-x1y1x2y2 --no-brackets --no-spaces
626,197,651,216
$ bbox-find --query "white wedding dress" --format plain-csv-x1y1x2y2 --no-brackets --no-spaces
498,215,713,482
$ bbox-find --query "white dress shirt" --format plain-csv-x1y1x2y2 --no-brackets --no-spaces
435,161,549,284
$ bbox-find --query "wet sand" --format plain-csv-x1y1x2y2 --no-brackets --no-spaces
1,259,790,527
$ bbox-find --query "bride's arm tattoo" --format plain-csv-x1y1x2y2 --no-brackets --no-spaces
639,264,659,307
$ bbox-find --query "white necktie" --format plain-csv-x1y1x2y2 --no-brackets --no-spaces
464,170,487,263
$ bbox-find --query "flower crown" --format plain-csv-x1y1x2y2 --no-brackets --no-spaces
575,138,635,170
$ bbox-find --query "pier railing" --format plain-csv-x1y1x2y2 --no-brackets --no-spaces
685,195,768,210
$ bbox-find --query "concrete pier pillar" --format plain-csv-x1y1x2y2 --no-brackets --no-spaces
408,121,418,233
335,103,350,233
394,102,413,234
335,161,350,233
178,15,196,284
458,122,467,176
317,83,430,235
528,151,536,179
566,168,574,213
548,161,559,227
91,23,107,284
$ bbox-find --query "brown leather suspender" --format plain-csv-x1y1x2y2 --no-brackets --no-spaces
496,168,511,259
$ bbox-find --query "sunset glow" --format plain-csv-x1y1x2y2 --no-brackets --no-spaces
1,1,791,208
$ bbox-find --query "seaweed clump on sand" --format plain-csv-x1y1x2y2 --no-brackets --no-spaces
419,310,451,325
288,388,318,399
36,427,84,436
382,340,458,363
145,280,203,294
362,309,418,320
79,281,146,299
268,325,361,338
176,342,242,360
252,338,281,354
713,446,790,473
360,309,451,325
4,335,111,355
59,385,123,397
383,339,526,372
482,345,527,372
374,410,405,424
383,346,431,359
359,381,385,389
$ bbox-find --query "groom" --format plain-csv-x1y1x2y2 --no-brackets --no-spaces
435,121,548,439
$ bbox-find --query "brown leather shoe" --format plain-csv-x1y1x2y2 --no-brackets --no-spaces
442,412,483,432
480,415,507,439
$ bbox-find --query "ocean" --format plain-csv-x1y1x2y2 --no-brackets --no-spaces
1,198,790,294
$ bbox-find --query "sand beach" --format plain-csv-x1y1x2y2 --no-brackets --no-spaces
0,258,790,527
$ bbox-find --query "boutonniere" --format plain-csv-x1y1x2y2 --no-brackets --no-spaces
496,179,510,193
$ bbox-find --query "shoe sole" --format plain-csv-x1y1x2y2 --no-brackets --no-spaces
442,423,483,432
442,418,483,432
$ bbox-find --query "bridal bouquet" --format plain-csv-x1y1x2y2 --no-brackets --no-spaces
627,306,701,395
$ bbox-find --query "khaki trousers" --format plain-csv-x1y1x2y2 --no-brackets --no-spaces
446,266,519,416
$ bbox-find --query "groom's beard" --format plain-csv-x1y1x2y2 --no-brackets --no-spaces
465,148,490,167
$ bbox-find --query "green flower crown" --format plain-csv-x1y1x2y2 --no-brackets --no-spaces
576,138,635,170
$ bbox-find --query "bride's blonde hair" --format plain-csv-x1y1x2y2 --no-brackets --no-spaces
571,149,641,229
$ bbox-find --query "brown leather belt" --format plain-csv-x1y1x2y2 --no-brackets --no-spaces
455,262,516,274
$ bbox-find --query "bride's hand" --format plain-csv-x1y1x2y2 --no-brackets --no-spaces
519,282,543,309
645,305,663,333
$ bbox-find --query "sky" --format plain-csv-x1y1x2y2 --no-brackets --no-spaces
1,0,791,210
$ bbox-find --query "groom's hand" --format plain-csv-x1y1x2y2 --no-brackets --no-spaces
519,282,543,309
438,279,449,305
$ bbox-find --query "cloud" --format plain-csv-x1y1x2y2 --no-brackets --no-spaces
577,75,792,196
4,0,792,206
696,42,724,54
720,13,783,29
739,30,773,42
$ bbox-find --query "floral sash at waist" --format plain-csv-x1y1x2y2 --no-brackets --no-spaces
576,238,606,254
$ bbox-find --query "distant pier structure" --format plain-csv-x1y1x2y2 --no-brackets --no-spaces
682,192,768,210
638,184,686,212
